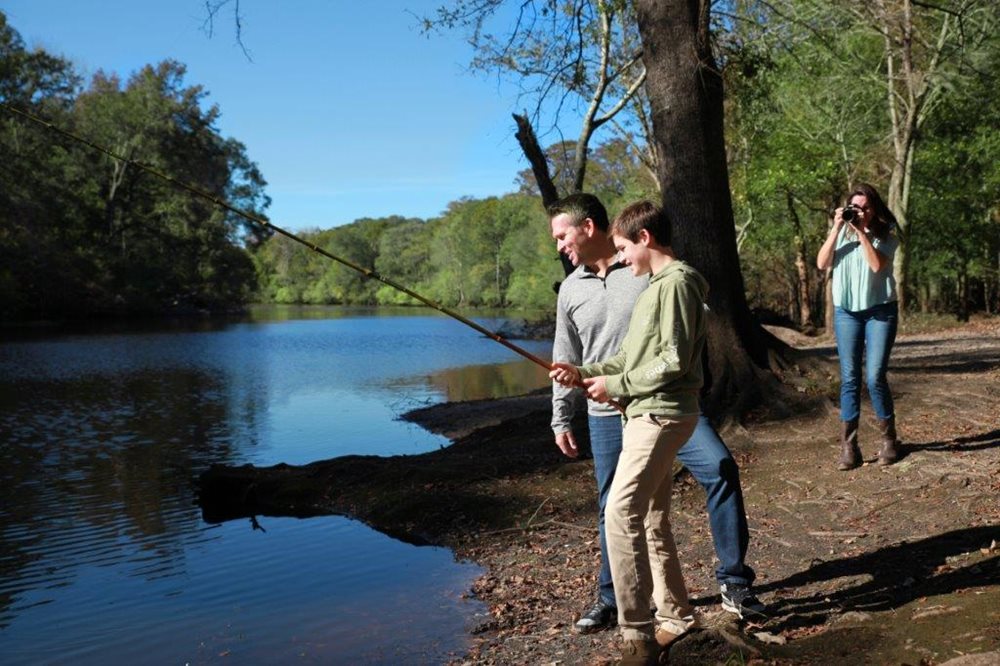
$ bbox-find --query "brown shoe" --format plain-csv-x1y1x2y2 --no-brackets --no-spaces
617,638,660,666
875,416,900,465
655,626,683,649
838,419,862,470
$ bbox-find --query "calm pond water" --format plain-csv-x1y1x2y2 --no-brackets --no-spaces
0,306,552,664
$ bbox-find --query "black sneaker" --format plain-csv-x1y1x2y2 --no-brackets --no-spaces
574,598,617,634
720,583,769,622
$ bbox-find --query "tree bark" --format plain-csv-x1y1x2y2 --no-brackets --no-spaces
634,0,770,415
512,113,575,277
512,113,559,208
786,190,812,329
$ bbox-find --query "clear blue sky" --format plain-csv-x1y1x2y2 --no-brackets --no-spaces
3,0,532,231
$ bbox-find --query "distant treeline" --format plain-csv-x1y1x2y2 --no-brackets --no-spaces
252,194,616,310
252,199,563,309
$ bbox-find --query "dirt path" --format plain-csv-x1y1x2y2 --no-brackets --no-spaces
412,319,1000,665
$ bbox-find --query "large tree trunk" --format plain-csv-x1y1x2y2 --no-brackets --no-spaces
635,0,770,415
886,135,914,314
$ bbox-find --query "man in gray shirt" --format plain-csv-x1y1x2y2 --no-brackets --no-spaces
549,193,766,633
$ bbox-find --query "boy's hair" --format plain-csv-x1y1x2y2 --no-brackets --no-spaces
610,200,672,246
547,192,610,233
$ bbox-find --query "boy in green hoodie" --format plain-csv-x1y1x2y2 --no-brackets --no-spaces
550,200,709,666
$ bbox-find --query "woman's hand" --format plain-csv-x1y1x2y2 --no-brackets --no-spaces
833,207,850,231
818,209,847,270
549,362,581,388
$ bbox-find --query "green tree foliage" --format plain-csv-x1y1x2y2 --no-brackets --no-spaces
724,0,1000,321
0,14,81,316
0,15,269,318
908,45,1000,317
501,195,565,308
374,218,436,305
724,17,879,326
317,218,393,304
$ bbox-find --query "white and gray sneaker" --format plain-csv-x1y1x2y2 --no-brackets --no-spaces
720,583,769,621
574,598,617,633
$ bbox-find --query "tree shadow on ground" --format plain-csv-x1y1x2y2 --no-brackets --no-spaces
891,354,1000,374
889,337,1000,373
901,428,1000,456
787,336,1000,375
754,526,999,631
890,336,998,349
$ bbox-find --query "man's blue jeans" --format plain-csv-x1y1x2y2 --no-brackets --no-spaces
589,413,754,607
833,302,898,422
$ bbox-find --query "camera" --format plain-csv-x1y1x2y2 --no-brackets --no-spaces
842,205,860,223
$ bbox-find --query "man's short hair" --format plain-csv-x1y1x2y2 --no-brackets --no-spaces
546,192,609,233
610,200,672,246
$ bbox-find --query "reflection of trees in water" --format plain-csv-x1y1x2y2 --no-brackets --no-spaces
426,359,550,402
0,367,263,623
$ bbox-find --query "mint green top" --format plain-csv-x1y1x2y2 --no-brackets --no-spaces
832,226,899,312
578,260,708,419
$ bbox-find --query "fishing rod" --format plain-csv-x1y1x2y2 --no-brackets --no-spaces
3,102,621,409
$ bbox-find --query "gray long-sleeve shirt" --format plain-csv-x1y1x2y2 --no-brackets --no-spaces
550,262,649,433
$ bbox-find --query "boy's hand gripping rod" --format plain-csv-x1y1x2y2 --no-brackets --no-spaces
2,103,626,413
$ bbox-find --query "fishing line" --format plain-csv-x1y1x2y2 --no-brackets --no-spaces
2,103,619,409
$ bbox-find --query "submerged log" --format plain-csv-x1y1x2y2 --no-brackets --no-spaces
197,456,378,522
197,455,449,545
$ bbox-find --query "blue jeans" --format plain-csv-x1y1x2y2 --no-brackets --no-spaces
833,302,898,422
589,413,754,606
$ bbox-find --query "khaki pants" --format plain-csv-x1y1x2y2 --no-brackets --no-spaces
607,413,699,641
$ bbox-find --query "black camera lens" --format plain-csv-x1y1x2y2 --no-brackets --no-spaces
842,206,857,222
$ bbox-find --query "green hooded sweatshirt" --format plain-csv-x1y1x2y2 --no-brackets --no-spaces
578,259,708,419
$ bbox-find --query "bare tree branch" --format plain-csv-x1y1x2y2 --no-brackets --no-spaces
512,112,559,206
203,0,253,61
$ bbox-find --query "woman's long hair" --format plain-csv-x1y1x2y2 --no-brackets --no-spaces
849,182,899,241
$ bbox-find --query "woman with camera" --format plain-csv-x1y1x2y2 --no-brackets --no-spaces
816,182,901,470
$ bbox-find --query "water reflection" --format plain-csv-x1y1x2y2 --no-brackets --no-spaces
413,359,549,402
0,368,231,620
2,515,483,664
0,308,548,663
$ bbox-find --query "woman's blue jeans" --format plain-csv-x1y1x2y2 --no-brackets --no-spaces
588,413,753,607
833,301,898,422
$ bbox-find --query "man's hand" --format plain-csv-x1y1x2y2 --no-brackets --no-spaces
583,376,610,403
554,430,579,458
549,362,582,388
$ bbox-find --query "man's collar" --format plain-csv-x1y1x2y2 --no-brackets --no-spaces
581,260,629,277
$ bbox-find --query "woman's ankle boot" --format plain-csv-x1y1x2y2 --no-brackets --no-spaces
876,416,899,465
838,419,862,470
